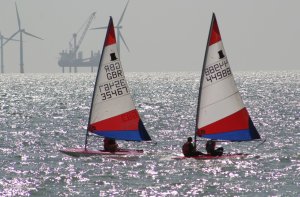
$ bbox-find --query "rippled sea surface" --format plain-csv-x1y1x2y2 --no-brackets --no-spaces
0,71,299,196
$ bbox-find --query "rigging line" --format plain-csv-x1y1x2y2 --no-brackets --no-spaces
253,138,266,149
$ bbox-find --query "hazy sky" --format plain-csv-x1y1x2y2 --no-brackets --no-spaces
0,0,299,73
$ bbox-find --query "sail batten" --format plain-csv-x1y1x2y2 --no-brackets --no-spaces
200,91,240,110
87,17,151,142
196,14,260,142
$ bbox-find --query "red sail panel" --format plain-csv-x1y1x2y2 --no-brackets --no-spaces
197,108,249,135
209,14,222,46
104,17,116,47
89,110,140,131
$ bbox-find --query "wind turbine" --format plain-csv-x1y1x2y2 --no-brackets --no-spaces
4,3,43,73
0,32,19,73
91,0,130,57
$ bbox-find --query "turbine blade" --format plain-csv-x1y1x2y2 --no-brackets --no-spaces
23,31,43,40
117,29,121,52
3,31,19,45
1,32,19,41
90,26,108,30
3,36,19,41
15,3,21,30
117,0,129,26
119,31,129,52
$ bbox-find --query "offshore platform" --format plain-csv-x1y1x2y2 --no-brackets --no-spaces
58,1,129,73
58,12,100,73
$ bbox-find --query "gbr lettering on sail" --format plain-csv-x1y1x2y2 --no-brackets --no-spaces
98,56,129,101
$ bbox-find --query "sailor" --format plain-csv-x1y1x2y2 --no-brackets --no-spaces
205,140,223,156
182,137,203,157
104,138,119,152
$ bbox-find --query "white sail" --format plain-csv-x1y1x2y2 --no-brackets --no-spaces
196,13,260,141
88,17,151,141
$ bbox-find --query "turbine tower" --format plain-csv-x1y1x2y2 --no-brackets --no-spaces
0,32,18,73
91,0,130,57
4,3,43,73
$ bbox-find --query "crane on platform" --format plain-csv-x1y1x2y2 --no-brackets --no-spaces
59,12,97,73
71,12,96,56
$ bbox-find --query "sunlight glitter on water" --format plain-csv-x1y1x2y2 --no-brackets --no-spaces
0,71,299,196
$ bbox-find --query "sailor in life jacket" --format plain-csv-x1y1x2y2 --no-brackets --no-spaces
205,140,224,156
182,137,203,157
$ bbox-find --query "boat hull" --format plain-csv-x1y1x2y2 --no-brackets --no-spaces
59,148,143,157
172,153,249,160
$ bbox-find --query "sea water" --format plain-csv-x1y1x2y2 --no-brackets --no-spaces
0,71,299,196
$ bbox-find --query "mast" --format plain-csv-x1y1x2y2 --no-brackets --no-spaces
1,34,3,73
84,17,114,150
194,13,216,149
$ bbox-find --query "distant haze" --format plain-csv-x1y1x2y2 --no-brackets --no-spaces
0,0,299,73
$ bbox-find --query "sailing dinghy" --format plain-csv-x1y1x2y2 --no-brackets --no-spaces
60,17,151,157
174,13,261,160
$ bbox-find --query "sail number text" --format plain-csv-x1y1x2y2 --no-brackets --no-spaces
98,79,129,101
205,59,231,83
98,61,129,101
